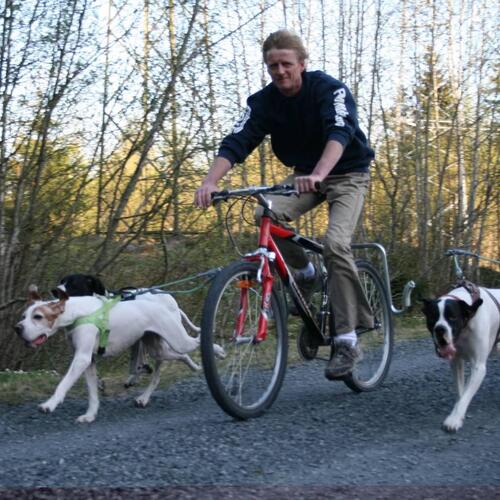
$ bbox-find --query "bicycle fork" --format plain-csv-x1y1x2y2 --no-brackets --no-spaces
233,212,278,345
235,249,274,344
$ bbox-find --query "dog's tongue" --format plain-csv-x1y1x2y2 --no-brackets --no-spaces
32,334,47,347
438,344,456,360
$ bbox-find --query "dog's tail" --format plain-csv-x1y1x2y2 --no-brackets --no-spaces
178,307,225,357
179,308,201,334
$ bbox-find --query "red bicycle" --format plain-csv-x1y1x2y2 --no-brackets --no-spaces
200,185,414,419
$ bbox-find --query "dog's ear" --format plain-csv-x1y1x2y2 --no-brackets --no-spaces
56,288,70,303
459,298,483,322
53,299,67,315
421,298,433,314
88,276,106,295
48,290,68,316
28,285,42,304
51,283,70,300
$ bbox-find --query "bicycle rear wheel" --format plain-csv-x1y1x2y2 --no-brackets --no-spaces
343,259,393,392
200,261,288,419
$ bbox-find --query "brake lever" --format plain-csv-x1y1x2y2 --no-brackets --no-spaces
211,190,229,205
269,184,299,197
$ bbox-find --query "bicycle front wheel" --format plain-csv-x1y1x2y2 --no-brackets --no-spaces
200,261,288,419
343,259,393,392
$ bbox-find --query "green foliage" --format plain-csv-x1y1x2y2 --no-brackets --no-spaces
0,355,203,405
0,370,63,405
414,50,457,114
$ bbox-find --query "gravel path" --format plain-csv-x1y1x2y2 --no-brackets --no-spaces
1,338,499,498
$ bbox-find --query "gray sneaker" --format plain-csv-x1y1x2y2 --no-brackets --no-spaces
324,342,362,380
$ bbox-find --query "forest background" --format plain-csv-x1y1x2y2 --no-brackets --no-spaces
0,0,498,371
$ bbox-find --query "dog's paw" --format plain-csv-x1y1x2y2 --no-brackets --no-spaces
442,414,464,432
134,397,149,408
214,344,226,359
38,400,56,413
98,379,106,393
138,363,153,375
76,413,96,424
124,377,138,388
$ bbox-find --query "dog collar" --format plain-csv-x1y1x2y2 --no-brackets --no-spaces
69,296,121,355
456,279,481,303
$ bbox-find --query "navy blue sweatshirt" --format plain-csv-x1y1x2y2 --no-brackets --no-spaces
218,70,374,175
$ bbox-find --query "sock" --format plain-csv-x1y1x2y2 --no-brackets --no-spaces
298,262,315,279
335,331,357,347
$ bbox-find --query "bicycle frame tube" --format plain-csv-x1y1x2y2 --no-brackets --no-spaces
243,210,323,343
242,209,276,343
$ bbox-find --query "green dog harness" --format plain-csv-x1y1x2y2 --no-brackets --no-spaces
70,296,121,355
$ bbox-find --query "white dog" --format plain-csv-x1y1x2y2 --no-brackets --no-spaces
422,285,500,432
15,286,225,423
52,274,157,387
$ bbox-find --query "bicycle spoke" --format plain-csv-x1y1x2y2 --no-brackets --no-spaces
343,260,393,392
201,261,288,419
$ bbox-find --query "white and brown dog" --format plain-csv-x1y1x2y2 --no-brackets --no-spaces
53,274,158,387
15,286,225,423
422,284,500,432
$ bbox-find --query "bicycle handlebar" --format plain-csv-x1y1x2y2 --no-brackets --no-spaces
211,181,325,204
445,248,479,259
211,184,298,203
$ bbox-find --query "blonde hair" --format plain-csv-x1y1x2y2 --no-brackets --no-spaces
262,30,309,63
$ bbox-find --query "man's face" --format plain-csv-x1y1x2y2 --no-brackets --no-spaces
265,48,305,97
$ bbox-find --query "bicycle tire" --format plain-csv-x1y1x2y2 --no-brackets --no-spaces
343,259,394,392
200,261,288,419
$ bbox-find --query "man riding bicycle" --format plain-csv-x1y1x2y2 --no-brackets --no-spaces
194,29,375,380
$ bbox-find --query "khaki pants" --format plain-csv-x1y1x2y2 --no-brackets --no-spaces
256,171,373,335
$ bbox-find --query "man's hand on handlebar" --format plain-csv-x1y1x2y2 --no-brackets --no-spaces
294,174,322,193
194,182,218,209
195,176,320,208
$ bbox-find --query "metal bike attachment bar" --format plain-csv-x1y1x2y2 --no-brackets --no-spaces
445,248,500,280
352,242,415,315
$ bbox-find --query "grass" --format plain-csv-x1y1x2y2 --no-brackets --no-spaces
0,352,203,406
0,369,63,405
393,313,428,341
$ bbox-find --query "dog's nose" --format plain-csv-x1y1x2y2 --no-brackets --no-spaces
434,325,446,337
14,324,23,336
